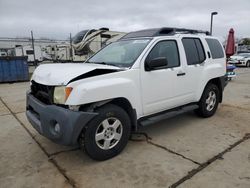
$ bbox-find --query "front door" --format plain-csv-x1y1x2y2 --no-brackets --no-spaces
140,40,184,116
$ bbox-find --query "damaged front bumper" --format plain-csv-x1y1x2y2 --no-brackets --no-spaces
26,92,97,146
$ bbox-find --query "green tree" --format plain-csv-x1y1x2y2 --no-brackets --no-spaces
240,38,250,45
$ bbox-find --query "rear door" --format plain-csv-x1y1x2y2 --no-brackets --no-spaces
179,37,207,101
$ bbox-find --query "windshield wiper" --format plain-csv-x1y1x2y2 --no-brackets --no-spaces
86,61,119,67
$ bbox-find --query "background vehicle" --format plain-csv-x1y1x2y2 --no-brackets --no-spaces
228,53,250,67
226,64,236,81
0,50,7,56
237,50,250,54
44,28,126,62
44,44,71,62
15,45,43,63
26,27,226,160
72,28,126,61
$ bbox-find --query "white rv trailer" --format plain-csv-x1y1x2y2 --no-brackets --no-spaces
44,44,70,62
44,28,126,62
15,45,43,63
72,28,126,61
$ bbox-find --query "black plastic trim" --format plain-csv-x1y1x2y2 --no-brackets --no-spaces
138,103,198,126
122,27,209,39
26,92,98,146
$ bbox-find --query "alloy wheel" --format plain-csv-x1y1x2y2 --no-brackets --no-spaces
205,91,217,111
95,117,123,150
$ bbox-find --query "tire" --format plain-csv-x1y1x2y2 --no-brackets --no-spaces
195,83,219,118
246,61,250,67
80,104,131,161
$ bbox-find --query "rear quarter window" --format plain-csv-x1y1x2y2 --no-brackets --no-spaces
205,38,224,59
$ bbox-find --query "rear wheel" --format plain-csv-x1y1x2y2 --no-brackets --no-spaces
80,104,131,161
195,83,219,118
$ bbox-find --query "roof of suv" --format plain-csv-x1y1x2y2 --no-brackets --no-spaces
121,27,210,40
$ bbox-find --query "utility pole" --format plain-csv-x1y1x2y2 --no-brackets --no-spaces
210,12,218,35
31,30,37,66
70,33,73,62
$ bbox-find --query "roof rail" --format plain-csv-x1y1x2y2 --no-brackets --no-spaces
121,27,210,39
164,28,210,35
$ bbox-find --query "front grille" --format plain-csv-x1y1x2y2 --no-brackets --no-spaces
31,81,54,104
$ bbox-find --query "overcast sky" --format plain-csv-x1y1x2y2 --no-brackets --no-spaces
0,0,249,40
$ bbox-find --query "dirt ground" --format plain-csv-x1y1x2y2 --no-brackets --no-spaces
0,68,250,188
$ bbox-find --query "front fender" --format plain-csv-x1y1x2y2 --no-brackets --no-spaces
65,76,142,116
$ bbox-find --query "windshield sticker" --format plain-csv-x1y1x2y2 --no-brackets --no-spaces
133,40,149,44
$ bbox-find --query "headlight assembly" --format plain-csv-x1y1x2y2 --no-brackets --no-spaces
53,86,73,104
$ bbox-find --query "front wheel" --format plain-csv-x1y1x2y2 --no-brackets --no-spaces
246,61,250,67
80,104,131,161
195,84,219,118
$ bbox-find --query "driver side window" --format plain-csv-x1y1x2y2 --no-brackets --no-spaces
146,40,180,68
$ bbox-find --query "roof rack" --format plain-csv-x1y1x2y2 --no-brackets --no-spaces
121,27,210,39
166,28,210,35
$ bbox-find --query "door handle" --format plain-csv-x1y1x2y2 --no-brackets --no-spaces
177,72,186,76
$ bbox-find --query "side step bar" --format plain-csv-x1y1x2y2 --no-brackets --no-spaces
138,104,199,127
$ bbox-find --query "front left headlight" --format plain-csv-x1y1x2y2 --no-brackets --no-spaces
53,86,73,104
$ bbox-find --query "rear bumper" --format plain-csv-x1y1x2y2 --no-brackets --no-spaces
227,71,236,78
221,74,228,88
26,92,97,146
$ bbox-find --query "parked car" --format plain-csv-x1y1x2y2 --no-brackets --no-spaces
15,45,43,64
228,53,250,67
237,50,250,54
26,27,227,160
227,64,236,81
0,51,7,56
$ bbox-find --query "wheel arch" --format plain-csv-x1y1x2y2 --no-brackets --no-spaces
79,97,138,131
202,77,225,103
246,60,250,67
109,98,138,131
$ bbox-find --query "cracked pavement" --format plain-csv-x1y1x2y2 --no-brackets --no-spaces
0,68,250,188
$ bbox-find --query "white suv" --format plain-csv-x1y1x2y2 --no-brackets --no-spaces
26,28,227,160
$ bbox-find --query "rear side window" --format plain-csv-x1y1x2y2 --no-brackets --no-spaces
182,38,205,65
205,38,224,59
146,40,180,68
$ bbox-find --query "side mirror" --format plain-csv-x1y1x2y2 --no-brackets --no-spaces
145,57,168,71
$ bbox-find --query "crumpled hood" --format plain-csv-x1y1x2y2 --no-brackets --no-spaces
31,63,121,86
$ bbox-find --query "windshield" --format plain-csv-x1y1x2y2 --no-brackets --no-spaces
87,39,151,67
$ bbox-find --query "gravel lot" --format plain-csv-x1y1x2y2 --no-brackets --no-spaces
0,68,250,188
